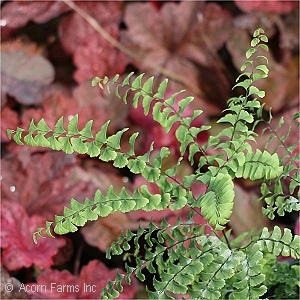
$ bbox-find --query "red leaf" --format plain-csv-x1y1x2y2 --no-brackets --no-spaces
1,201,66,271
52,237,74,267
121,2,232,105
58,1,128,83
78,260,138,299
26,260,139,299
78,162,143,251
19,80,129,138
149,0,166,11
26,269,78,299
228,185,270,237
1,1,70,29
1,49,55,105
1,105,19,143
72,39,128,84
1,149,97,220
234,0,298,14
20,85,79,130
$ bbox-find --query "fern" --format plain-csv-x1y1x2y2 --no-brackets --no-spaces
261,253,300,299
259,111,300,219
7,28,299,299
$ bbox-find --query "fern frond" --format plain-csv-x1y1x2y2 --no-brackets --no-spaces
229,244,267,300
261,176,300,220
105,219,226,300
33,186,169,239
255,226,300,259
235,150,283,180
93,73,209,163
258,111,300,218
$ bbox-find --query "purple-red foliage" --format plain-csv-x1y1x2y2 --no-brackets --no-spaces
25,260,138,299
1,201,66,271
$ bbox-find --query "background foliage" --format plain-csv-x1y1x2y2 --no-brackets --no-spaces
1,1,299,299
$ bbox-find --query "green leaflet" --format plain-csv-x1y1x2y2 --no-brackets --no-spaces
36,118,52,132
131,73,143,90
154,78,168,99
142,76,154,94
67,114,79,135
79,120,93,139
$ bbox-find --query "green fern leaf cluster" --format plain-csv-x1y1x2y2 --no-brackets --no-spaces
255,226,300,258
6,27,300,300
262,253,300,299
259,112,300,219
102,222,299,300
33,185,169,242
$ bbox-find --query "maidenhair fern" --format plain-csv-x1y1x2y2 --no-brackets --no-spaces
7,28,299,299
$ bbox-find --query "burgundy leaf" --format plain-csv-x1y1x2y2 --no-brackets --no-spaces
1,1,70,29
149,0,167,11
72,40,128,84
52,237,74,267
1,105,19,143
58,1,127,83
20,82,127,138
234,0,298,14
26,269,78,299
1,201,66,271
78,260,138,299
121,2,232,106
1,50,55,105
1,149,97,220
59,1,122,54
26,260,139,299
20,85,79,130
228,185,270,237
78,162,140,251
